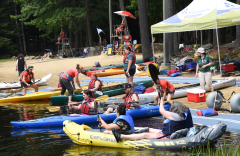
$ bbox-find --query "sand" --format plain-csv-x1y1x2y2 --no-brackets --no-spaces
1,52,239,113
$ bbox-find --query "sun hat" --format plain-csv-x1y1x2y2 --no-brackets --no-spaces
28,66,34,69
197,47,205,53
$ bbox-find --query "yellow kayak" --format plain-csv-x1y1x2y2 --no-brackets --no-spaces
0,86,88,103
94,67,125,77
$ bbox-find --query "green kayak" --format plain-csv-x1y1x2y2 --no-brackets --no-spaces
50,80,153,105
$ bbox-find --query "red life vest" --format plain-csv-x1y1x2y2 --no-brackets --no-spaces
123,35,132,46
124,92,139,109
123,52,136,64
80,98,98,114
88,79,102,91
20,70,33,83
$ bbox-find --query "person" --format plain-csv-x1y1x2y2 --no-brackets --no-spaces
104,83,140,114
98,104,135,133
112,98,193,142
123,47,136,86
195,47,214,92
93,62,101,67
153,78,175,105
16,54,27,77
51,82,62,91
41,52,48,61
20,66,38,95
63,51,68,58
57,30,65,44
88,74,102,92
59,64,83,103
115,20,126,36
68,89,98,116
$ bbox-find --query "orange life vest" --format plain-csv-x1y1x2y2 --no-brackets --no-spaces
20,70,33,83
88,79,102,91
124,92,139,109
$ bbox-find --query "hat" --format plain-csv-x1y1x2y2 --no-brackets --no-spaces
124,83,132,89
197,47,205,53
28,66,34,69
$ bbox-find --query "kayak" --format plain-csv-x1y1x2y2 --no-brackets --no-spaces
50,80,153,105
86,61,154,77
10,104,170,128
0,78,49,90
63,121,226,150
82,57,154,75
0,85,88,103
94,67,125,77
139,78,236,103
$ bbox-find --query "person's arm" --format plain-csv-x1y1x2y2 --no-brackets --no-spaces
22,76,30,87
32,75,35,84
98,117,120,130
75,75,82,90
24,60,27,70
202,61,213,69
87,101,95,109
71,79,75,90
69,104,81,110
16,60,18,71
162,89,167,101
51,88,62,91
195,63,199,78
159,98,173,120
91,81,100,92
126,59,133,74
131,94,140,108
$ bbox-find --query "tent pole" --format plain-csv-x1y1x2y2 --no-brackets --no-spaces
109,0,112,44
215,0,222,76
152,34,155,62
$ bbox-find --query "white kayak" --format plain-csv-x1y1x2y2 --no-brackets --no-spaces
139,78,236,103
0,74,51,90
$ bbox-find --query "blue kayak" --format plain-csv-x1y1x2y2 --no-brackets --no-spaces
10,104,170,128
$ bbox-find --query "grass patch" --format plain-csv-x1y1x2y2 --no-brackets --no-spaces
0,59,13,63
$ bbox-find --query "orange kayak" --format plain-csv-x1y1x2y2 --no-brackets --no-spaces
94,67,125,77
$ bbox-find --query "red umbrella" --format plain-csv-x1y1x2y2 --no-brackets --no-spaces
114,11,136,19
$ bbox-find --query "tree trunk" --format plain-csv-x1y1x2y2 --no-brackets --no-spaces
69,29,74,48
74,24,80,51
21,19,27,54
236,0,240,47
85,0,93,47
208,29,213,44
167,0,174,55
119,0,127,26
14,3,23,53
80,29,83,47
137,0,152,60
172,0,178,54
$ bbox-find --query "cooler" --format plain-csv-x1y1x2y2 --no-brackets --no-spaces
177,65,184,72
185,62,197,70
221,63,234,72
187,89,206,102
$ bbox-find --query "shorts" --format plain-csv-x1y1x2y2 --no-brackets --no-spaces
160,89,175,95
21,81,32,88
125,68,136,77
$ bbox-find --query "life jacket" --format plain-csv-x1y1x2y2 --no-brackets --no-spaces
20,70,33,83
124,92,139,109
60,72,72,81
162,109,193,135
113,114,135,133
123,52,136,64
123,35,132,46
88,79,102,91
80,98,98,115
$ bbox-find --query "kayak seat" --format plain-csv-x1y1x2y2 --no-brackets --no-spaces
170,128,189,140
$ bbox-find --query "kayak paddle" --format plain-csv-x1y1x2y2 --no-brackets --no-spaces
3,73,52,98
106,98,148,108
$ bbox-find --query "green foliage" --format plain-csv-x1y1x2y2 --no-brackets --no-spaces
0,59,12,63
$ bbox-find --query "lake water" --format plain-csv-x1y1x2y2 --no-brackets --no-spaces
0,101,239,156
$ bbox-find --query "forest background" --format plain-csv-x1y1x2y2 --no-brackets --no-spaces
1,0,240,59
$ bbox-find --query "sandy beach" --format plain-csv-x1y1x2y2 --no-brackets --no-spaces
0,53,239,113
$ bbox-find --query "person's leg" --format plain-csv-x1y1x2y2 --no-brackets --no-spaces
206,72,214,92
166,92,174,104
198,72,205,90
128,68,135,86
22,88,27,95
128,76,134,86
154,94,159,104
30,84,38,92
121,132,158,140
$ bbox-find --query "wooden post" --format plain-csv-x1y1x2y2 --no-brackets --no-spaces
99,35,102,53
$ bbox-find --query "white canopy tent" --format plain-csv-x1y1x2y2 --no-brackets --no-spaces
151,0,240,75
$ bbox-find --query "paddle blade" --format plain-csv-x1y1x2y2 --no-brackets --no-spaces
42,73,52,81
148,64,159,83
47,106,60,112
95,95,109,103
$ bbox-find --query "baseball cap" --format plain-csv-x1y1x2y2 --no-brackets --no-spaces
28,66,34,69
124,83,132,89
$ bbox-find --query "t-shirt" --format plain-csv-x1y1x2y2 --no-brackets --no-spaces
156,79,175,92
22,71,34,82
124,53,136,71
170,112,185,121
196,55,212,73
116,119,131,131
61,68,78,80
